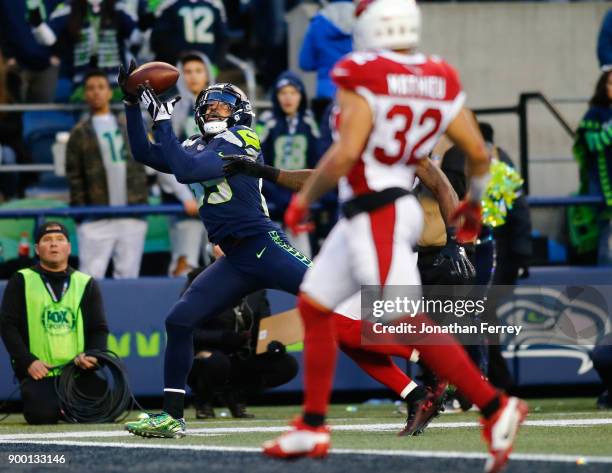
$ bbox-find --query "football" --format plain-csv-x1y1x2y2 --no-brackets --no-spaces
124,61,179,95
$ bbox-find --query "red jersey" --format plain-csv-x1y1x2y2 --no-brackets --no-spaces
331,51,465,199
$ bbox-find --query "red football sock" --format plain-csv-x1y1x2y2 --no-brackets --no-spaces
334,313,415,360
299,293,338,417
402,314,498,410
341,346,414,397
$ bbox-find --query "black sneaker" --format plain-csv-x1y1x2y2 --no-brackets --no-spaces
222,389,255,419
228,402,255,419
398,385,427,436
597,391,612,410
399,381,447,437
195,403,216,419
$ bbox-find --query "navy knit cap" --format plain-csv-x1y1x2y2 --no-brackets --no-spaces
35,221,70,243
275,76,302,92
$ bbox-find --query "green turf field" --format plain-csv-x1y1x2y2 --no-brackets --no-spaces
1,398,611,473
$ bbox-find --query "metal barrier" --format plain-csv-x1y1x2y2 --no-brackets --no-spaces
474,92,577,194
0,204,184,229
0,195,604,227
0,95,273,174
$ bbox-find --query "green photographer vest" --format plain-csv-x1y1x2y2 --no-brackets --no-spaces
20,268,90,377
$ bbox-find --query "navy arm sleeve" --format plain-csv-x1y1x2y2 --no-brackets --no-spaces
124,104,172,173
152,121,225,184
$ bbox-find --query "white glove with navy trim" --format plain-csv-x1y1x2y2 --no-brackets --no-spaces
138,82,181,123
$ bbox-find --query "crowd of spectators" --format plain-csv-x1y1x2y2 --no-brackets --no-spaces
0,2,610,278
0,0,327,278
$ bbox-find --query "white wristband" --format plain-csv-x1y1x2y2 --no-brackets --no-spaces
469,173,491,202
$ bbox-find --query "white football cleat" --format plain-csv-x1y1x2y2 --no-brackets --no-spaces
481,396,528,473
262,417,330,459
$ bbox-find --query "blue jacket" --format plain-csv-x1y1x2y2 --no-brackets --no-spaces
257,71,323,219
598,9,612,70
299,0,353,99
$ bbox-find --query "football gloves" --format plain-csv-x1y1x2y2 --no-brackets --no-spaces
284,195,314,235
117,59,138,105
138,82,180,123
222,155,280,182
433,227,476,280
451,200,482,244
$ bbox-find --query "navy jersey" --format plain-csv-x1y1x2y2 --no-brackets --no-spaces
125,104,278,243
181,127,279,242
150,0,227,65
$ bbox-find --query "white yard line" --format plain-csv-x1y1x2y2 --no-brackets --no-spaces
0,439,611,464
1,417,611,441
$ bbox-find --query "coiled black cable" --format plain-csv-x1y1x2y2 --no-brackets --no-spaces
0,349,144,423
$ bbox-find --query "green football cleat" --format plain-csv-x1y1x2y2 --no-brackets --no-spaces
125,412,186,439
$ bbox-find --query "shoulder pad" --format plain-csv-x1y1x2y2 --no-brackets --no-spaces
225,126,261,153
212,129,244,148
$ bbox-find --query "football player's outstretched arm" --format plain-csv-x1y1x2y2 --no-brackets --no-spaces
154,121,225,184
221,154,314,191
275,169,314,191
415,158,459,226
124,104,172,173
297,88,373,206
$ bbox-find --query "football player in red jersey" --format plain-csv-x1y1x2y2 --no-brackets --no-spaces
263,1,527,472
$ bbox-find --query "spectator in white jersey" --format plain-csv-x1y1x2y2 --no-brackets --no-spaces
65,69,148,279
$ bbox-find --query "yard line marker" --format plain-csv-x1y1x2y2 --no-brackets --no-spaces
1,439,612,464
1,417,611,441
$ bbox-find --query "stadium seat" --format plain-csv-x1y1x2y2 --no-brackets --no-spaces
54,77,75,103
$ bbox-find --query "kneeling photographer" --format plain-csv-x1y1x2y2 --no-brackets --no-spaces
185,260,298,419
0,222,109,424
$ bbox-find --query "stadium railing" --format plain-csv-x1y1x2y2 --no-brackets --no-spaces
0,195,604,227
0,98,274,175
474,91,577,195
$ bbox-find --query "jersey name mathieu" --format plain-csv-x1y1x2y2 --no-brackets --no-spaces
182,125,277,243
331,51,466,201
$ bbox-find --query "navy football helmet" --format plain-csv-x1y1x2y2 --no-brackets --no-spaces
194,83,254,135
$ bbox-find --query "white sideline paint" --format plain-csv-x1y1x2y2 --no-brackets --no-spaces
1,417,611,441
1,439,612,464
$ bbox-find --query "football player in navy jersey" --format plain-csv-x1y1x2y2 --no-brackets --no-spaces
120,63,311,437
